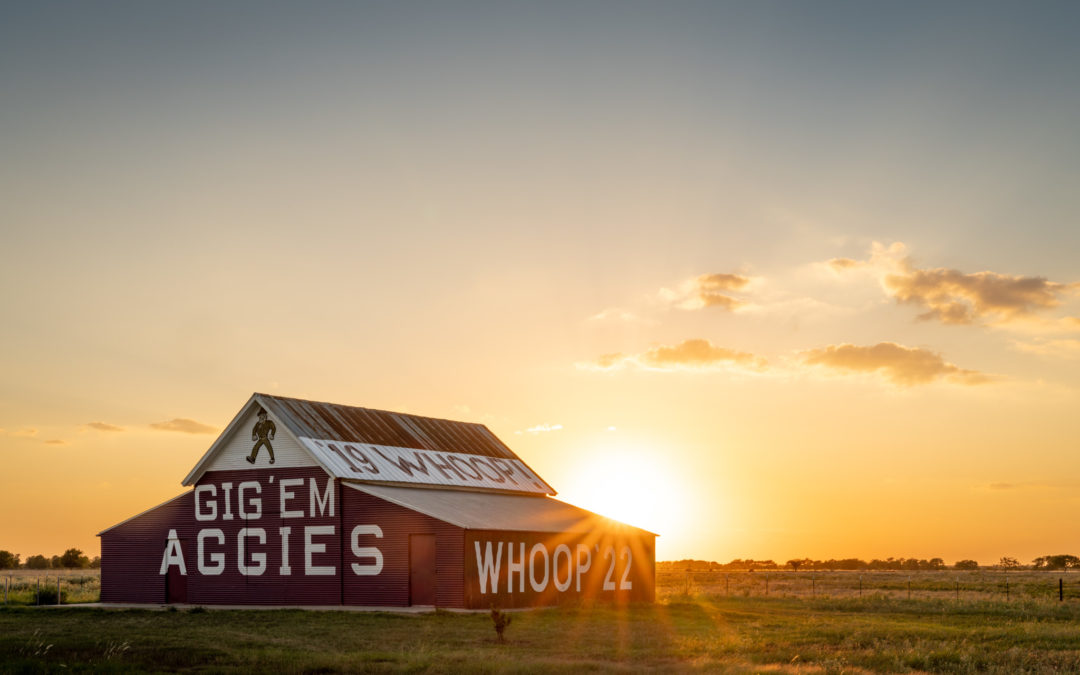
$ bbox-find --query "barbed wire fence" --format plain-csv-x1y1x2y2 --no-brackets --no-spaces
656,569,1078,603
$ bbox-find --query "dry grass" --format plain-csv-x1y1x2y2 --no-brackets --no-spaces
658,569,1078,603
0,569,100,605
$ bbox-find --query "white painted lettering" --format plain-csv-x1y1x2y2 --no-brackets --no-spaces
222,482,234,520
159,529,187,575
197,529,225,575
475,541,502,594
279,527,292,575
305,525,336,576
350,525,384,576
620,546,633,590
553,544,572,592
279,478,304,518
238,528,267,576
238,481,262,520
309,477,334,518
575,544,592,592
529,543,549,592
603,547,616,591
195,485,217,521
507,542,526,593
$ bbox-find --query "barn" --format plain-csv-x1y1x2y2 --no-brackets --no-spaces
99,393,655,608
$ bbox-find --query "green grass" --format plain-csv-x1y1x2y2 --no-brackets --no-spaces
4,594,1080,673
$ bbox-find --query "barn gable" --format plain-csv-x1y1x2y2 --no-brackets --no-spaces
183,395,326,485
183,393,556,495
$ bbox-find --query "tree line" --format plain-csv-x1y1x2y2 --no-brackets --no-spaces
659,555,1080,572
0,549,100,570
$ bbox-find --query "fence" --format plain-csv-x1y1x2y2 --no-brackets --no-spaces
2,570,101,605
656,569,1079,603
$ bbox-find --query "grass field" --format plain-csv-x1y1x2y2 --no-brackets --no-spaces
3,594,1080,672
3,569,1080,672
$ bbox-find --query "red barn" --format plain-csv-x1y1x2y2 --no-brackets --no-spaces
99,394,655,607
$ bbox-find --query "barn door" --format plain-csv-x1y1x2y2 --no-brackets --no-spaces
166,565,187,603
409,534,436,606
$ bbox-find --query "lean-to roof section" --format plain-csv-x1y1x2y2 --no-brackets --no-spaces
345,483,655,536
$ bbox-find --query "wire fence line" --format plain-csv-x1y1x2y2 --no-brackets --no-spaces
656,569,1079,603
2,570,100,606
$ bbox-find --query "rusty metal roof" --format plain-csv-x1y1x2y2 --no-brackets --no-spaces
258,393,516,459
345,483,656,535
182,394,556,495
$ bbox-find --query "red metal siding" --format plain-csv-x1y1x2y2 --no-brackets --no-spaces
341,487,465,607
463,530,655,609
100,492,192,604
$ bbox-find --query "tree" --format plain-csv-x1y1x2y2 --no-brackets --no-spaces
954,560,978,570
999,556,1021,571
787,558,812,572
0,550,19,569
59,548,90,569
90,556,101,569
50,555,62,569
1033,554,1080,571
25,554,49,569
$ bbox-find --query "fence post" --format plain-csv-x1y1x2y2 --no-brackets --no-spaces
907,577,911,600
955,578,959,602
765,574,769,596
859,575,862,597
36,577,40,605
1060,578,1064,602
57,576,61,606
812,575,815,598
1005,577,1009,601
724,574,729,595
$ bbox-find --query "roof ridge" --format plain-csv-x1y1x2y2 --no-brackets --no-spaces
254,392,491,428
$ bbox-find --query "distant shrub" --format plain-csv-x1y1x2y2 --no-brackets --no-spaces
955,560,979,570
34,586,66,605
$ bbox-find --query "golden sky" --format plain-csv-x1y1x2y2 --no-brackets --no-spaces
2,2,1079,565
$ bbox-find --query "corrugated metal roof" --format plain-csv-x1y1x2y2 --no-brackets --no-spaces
259,394,516,459
182,394,556,495
345,483,655,535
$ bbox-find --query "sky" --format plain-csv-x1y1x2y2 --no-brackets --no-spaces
2,1,1079,565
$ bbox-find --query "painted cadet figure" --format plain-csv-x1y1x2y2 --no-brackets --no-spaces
247,407,276,464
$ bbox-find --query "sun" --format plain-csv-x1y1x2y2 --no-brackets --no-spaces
556,440,687,540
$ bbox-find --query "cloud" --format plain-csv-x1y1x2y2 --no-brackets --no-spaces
658,273,752,311
885,267,1068,325
85,421,124,432
1012,338,1080,359
801,342,989,386
515,423,563,435
826,257,862,272
986,482,1072,491
588,307,651,323
44,439,68,446
13,428,38,437
827,242,1075,326
149,418,218,435
581,339,767,373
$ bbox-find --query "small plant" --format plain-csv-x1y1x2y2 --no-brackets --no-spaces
490,605,512,643
103,640,131,660
188,606,207,614
34,587,66,605
20,629,53,657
